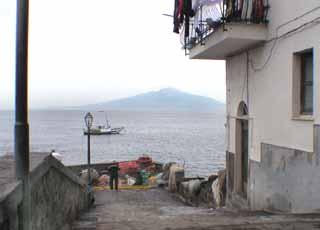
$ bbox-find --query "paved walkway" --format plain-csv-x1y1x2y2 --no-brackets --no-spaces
85,189,320,230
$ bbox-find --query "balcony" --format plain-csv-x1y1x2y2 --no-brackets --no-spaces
181,0,269,60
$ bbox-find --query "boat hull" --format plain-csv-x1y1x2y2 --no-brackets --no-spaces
83,127,125,135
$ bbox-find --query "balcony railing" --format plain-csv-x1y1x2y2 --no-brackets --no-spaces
181,0,269,55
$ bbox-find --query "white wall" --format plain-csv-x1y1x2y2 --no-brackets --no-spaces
226,0,320,161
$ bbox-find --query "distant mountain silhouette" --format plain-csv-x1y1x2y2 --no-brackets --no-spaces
81,88,224,111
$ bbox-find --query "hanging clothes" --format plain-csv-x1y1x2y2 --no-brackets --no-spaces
226,0,233,19
241,0,253,20
173,0,180,33
241,0,248,20
183,0,194,38
246,0,253,20
253,0,264,21
179,0,184,23
173,0,184,33
193,0,223,11
235,0,243,18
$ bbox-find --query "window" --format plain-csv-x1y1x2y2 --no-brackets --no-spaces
300,51,313,114
292,49,314,118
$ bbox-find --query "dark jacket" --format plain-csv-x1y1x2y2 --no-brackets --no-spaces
108,164,120,177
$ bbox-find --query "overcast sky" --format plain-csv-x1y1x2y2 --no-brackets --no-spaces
0,0,226,110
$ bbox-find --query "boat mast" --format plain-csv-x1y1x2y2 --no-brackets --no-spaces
105,112,110,128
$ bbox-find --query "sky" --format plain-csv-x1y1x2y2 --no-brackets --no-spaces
0,0,226,110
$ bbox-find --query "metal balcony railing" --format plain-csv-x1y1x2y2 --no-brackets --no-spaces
181,0,269,54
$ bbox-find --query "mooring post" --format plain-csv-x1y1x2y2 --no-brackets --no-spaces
15,0,30,229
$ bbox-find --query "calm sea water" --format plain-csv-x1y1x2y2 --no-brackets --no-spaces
0,110,225,177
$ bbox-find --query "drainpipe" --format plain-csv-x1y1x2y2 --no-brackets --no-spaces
15,0,30,229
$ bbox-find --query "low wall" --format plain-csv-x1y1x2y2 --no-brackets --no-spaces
30,155,90,230
68,162,113,175
0,154,90,230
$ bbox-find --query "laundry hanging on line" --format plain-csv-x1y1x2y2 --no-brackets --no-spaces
173,0,195,36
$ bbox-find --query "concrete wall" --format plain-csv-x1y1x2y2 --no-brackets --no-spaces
30,156,89,230
0,184,22,230
249,142,320,213
0,155,90,230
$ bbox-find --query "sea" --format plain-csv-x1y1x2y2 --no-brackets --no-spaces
0,110,226,177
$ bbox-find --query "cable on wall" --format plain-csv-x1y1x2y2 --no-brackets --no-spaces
250,6,320,72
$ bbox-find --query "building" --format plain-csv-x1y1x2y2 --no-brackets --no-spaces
175,0,320,213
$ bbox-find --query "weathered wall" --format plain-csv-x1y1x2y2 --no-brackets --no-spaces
29,155,89,230
225,151,234,201
249,143,320,213
30,167,89,230
0,154,90,230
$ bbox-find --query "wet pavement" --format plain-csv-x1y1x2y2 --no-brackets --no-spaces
91,188,320,230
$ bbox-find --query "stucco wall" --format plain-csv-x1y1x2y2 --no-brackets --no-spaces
226,1,320,161
223,1,320,212
249,142,320,213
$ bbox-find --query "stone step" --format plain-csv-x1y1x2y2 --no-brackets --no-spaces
71,207,97,230
72,221,96,230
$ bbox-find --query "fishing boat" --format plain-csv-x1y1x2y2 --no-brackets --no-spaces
84,126,125,135
83,113,125,135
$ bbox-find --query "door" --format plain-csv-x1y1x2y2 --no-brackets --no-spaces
241,119,249,196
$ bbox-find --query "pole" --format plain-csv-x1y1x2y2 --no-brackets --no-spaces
87,128,91,186
15,0,30,229
15,0,29,180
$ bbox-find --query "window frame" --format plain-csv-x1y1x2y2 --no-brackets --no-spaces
292,48,314,120
300,51,313,115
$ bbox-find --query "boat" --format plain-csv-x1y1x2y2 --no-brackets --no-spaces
84,125,125,135
83,113,125,135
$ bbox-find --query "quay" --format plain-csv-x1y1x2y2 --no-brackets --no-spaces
2,153,320,230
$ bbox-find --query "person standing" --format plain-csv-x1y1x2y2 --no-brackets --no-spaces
108,162,120,190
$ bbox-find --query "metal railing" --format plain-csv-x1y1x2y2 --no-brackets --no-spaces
182,0,269,54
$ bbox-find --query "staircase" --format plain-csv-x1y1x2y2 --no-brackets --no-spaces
71,206,97,230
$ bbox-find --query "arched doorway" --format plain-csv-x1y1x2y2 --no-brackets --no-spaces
235,102,249,197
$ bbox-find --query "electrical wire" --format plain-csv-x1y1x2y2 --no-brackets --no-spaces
250,6,320,72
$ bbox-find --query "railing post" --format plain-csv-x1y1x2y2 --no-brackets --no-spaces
15,0,30,229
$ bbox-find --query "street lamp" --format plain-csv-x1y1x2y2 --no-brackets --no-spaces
15,0,31,229
84,112,93,187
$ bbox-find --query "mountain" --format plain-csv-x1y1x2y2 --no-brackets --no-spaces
81,88,224,111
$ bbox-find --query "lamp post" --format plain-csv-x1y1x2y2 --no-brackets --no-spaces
15,0,30,229
84,112,93,187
